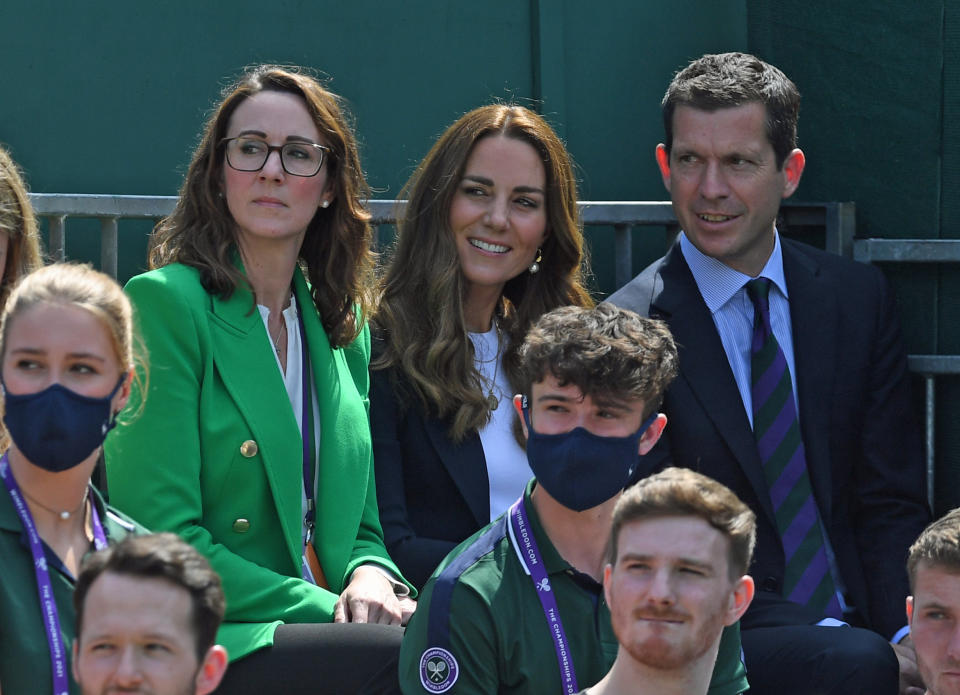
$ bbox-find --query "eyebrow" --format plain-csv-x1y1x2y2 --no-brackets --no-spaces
535,392,582,404
9,347,107,362
235,130,318,145
620,553,714,571
461,174,545,195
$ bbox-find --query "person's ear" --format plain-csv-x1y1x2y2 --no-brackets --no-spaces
637,414,667,455
724,575,756,626
655,144,672,193
602,563,614,606
114,368,134,414
781,148,805,199
195,645,229,695
907,595,915,625
514,395,529,440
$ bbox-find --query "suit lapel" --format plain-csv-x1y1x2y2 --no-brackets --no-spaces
653,246,777,527
207,282,304,571
782,242,836,520
423,418,489,527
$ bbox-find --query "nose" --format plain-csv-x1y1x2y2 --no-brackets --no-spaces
698,160,730,200
484,195,510,231
110,646,143,687
646,569,677,607
259,148,285,180
946,625,960,661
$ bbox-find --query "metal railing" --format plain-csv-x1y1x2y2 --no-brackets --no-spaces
854,238,960,511
26,193,952,507
29,195,855,291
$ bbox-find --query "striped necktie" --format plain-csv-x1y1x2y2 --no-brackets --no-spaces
747,278,842,618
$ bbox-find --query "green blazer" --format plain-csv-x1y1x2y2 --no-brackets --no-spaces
105,262,408,661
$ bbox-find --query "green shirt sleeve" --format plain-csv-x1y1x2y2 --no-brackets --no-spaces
400,579,500,694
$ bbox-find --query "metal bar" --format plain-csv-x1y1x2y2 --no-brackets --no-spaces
100,217,119,279
29,193,178,218
369,200,400,226
613,224,632,291
926,375,935,513
579,201,676,226
908,355,960,374
854,239,960,263
46,215,66,262
837,202,856,259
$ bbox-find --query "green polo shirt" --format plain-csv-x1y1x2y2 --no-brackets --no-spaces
0,484,145,695
400,480,748,694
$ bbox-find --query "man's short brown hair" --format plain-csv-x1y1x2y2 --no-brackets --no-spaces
74,533,225,662
908,508,960,591
518,302,678,417
607,467,757,579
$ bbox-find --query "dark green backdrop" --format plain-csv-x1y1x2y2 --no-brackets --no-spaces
2,1,956,510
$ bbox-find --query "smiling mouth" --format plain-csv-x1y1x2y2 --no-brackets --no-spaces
698,213,737,223
469,238,510,253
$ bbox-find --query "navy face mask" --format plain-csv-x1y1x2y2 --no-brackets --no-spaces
3,375,125,473
522,398,657,512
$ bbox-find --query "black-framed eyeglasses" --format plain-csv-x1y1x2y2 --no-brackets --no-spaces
221,137,331,177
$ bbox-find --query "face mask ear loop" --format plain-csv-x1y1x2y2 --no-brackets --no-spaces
521,395,534,432
103,374,128,435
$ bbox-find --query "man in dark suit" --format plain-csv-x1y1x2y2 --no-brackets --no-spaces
609,52,930,695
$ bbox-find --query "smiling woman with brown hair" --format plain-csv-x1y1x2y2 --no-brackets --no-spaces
372,103,593,589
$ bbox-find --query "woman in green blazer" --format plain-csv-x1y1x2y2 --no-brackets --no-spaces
104,66,413,694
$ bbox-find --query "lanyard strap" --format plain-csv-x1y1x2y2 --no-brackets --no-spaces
1,452,107,695
296,304,317,544
508,497,579,694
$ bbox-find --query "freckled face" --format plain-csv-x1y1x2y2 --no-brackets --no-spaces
449,135,547,306
222,90,333,252
605,516,737,671
658,102,803,276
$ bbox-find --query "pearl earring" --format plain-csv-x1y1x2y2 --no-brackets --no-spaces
528,248,543,275
320,200,330,209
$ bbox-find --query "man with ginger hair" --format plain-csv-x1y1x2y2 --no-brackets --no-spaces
581,467,755,695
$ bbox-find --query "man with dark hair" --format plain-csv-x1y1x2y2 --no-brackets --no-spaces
907,509,960,695
72,533,228,695
584,467,755,695
400,303,748,695
610,51,930,694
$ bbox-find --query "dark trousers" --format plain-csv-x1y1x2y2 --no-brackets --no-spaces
741,624,899,695
214,623,404,695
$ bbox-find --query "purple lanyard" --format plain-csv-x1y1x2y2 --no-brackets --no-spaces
295,304,316,544
508,497,579,694
0,452,107,695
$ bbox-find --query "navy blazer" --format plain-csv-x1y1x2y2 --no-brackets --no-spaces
608,239,930,637
370,354,491,590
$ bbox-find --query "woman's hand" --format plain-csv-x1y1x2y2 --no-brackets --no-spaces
333,565,412,625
